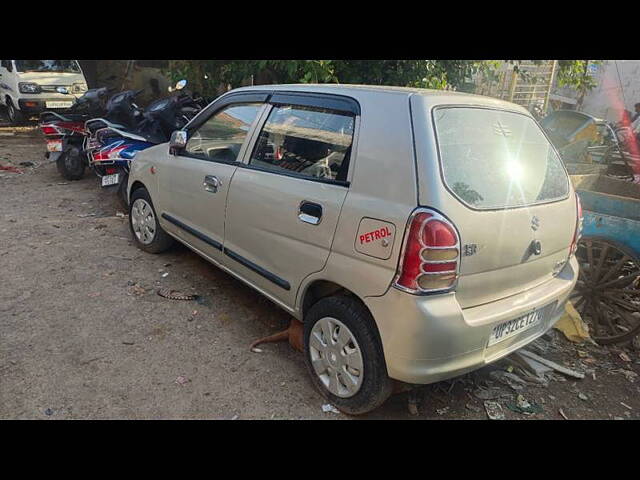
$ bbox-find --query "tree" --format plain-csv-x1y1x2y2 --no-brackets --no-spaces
165,60,603,105
165,60,495,96
555,60,602,110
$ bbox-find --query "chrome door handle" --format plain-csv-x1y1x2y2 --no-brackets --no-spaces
298,201,322,225
203,175,221,193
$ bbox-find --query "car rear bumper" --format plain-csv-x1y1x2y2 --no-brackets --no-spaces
365,255,579,384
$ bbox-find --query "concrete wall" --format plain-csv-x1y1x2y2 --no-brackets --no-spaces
553,60,640,122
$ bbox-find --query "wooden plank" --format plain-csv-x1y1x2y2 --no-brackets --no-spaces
517,349,585,379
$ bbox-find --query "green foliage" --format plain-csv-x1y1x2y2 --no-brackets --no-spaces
556,60,602,91
165,60,498,96
165,60,603,102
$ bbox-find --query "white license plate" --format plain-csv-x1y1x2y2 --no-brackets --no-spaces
47,140,62,152
488,307,545,347
101,173,120,187
45,101,74,109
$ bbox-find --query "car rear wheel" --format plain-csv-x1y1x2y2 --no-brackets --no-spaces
303,295,393,415
129,187,174,254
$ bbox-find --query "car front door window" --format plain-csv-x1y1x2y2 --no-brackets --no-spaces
185,104,262,163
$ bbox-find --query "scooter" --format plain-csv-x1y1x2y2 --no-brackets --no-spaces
89,80,205,206
38,87,110,180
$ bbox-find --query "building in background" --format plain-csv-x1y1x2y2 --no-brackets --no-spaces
550,60,640,122
473,61,557,114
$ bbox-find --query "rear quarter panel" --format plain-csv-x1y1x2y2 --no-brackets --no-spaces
297,90,419,311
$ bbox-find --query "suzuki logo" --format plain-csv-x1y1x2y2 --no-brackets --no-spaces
531,216,540,231
493,121,512,137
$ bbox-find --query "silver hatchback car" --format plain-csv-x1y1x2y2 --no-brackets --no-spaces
126,84,581,414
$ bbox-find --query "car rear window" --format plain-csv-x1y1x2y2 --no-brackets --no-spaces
433,107,569,209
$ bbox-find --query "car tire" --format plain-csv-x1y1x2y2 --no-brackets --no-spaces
6,99,25,125
56,147,86,181
303,295,393,415
129,187,174,254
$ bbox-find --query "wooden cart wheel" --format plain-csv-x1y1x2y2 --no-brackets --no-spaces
571,237,640,344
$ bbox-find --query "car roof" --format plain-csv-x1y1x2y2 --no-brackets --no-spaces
230,83,530,114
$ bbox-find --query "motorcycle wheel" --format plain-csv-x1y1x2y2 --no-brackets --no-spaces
117,173,129,209
56,148,86,181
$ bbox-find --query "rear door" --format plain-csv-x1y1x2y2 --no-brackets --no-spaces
223,93,357,307
428,105,576,308
155,95,265,264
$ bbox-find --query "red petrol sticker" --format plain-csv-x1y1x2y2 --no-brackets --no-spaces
359,226,392,244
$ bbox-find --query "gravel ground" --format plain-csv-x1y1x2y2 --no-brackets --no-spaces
1,122,639,420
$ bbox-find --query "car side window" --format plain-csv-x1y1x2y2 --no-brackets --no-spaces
184,103,262,162
1,60,12,71
249,104,354,182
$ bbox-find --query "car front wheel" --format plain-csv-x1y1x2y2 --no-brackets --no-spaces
129,187,174,254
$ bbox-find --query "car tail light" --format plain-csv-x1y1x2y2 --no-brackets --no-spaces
394,209,460,294
570,194,583,256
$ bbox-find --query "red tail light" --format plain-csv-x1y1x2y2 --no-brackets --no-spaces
394,209,460,294
41,124,60,135
92,145,126,162
570,194,583,255
40,122,84,136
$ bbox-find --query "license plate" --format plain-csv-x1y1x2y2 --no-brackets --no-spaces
488,307,545,347
101,173,120,187
47,140,62,152
45,101,74,109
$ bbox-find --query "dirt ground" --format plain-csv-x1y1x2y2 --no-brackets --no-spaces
1,120,639,420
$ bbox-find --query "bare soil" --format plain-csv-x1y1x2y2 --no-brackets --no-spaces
1,122,638,420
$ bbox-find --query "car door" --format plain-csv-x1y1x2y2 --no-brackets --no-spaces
223,92,359,308
155,94,266,264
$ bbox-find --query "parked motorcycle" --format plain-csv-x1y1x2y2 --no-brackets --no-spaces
38,87,110,180
88,80,205,206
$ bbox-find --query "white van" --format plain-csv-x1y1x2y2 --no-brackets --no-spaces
0,60,89,124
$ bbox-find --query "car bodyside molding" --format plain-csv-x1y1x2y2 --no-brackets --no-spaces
223,248,291,291
161,212,290,291
161,213,223,251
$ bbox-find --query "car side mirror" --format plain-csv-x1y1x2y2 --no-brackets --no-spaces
169,130,188,155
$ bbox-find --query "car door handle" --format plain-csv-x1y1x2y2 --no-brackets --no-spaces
298,201,322,225
203,175,221,193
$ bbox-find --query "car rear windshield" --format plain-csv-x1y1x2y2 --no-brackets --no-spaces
433,107,569,209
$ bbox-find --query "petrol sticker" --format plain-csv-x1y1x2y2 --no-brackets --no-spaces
359,226,392,245
355,218,396,260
